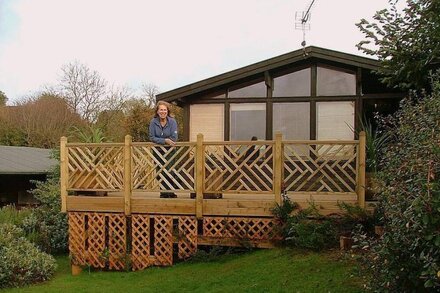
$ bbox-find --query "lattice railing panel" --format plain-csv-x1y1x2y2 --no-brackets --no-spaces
203,217,276,240
132,144,196,192
283,143,357,193
178,216,197,259
131,214,152,271
204,143,274,193
67,145,124,190
153,216,173,266
108,214,126,270
86,213,106,268
68,212,86,266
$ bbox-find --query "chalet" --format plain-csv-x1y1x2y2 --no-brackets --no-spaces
157,46,404,142
62,47,405,272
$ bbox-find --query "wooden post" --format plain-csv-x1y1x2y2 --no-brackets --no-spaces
196,133,204,218
71,264,82,276
358,131,366,208
60,136,68,213
124,135,132,216
274,132,283,205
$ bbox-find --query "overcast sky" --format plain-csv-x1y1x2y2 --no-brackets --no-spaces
0,0,393,103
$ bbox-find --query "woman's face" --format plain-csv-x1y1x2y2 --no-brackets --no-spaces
157,104,168,119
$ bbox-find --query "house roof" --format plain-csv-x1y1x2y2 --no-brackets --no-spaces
0,146,57,174
157,46,381,103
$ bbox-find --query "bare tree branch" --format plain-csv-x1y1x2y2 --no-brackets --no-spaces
141,82,159,107
59,61,108,122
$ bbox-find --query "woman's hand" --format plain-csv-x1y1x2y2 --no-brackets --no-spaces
164,138,175,146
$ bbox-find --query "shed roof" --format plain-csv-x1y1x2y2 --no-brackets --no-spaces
157,46,380,103
0,146,57,174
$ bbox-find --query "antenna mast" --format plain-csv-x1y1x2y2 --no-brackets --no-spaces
295,0,317,50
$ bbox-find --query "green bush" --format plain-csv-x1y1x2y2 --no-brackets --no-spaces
272,198,338,250
24,176,68,253
287,220,337,251
0,223,57,288
0,205,33,226
336,201,376,235
16,148,68,254
355,75,440,291
270,197,299,239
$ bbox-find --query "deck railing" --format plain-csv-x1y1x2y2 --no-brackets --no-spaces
60,132,366,217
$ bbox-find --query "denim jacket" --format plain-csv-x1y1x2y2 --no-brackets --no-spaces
149,116,178,144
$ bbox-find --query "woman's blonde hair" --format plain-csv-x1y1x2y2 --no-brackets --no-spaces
154,100,173,118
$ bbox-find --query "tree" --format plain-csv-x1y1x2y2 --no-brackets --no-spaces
356,0,440,90
122,98,155,141
0,107,26,146
141,83,159,107
95,85,134,141
0,93,85,148
58,61,108,122
0,91,7,106
95,109,125,142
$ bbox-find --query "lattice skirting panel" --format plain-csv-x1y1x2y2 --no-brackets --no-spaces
68,213,277,271
68,212,127,269
203,217,277,240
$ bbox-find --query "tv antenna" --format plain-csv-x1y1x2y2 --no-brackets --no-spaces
295,0,317,51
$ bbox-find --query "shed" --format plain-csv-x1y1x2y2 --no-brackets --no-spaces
157,46,404,142
0,146,57,206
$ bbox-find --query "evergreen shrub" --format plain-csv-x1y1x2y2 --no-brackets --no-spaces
355,75,440,291
0,224,57,288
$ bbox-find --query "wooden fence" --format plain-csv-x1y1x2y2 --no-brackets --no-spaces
61,132,366,271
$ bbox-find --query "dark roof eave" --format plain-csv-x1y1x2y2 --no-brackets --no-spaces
157,46,380,103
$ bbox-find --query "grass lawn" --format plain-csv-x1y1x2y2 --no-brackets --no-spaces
3,248,362,293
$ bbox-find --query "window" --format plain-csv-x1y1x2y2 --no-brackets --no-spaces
228,81,266,98
230,103,266,141
190,104,224,141
316,101,355,140
317,67,356,96
273,102,310,139
273,68,311,97
198,92,226,100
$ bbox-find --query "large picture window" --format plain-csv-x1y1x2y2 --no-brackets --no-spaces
273,102,310,140
190,104,224,141
317,67,356,96
228,81,266,98
273,68,311,97
316,101,355,140
230,103,266,141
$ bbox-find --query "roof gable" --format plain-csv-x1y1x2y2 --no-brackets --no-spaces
157,46,380,103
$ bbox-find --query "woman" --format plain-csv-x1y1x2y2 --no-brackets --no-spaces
149,101,178,146
149,101,178,198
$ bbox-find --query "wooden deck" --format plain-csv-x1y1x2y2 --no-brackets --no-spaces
61,132,366,271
